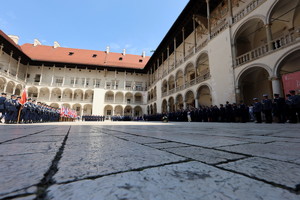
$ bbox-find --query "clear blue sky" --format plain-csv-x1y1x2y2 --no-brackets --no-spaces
0,0,189,56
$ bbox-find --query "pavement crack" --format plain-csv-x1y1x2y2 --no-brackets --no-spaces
34,126,71,200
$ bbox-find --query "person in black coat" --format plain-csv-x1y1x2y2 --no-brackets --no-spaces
273,94,286,123
262,94,273,123
253,98,262,123
0,93,7,123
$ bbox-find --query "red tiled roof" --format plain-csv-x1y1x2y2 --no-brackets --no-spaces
21,43,150,69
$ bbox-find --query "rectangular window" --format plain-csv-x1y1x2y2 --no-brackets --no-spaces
125,81,132,89
106,82,111,89
95,79,101,88
34,74,41,82
55,77,63,84
135,82,143,91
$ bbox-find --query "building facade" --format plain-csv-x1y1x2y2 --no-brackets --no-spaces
1,0,300,117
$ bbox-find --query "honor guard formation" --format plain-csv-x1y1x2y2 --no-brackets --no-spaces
143,91,300,124
0,92,76,124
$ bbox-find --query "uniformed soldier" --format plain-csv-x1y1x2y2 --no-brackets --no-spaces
253,98,262,123
273,94,286,123
4,95,18,124
262,94,273,123
0,93,7,123
289,90,300,123
22,98,33,123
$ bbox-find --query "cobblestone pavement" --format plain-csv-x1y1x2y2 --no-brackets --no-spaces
0,122,300,200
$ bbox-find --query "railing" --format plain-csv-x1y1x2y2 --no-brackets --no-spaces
211,19,229,39
0,71,26,85
232,0,266,24
162,92,168,98
235,28,300,67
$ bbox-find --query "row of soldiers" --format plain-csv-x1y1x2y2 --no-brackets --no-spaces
0,93,61,124
82,115,105,121
144,90,300,123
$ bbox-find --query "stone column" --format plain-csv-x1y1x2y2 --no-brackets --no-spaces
271,77,283,96
0,44,3,58
193,15,197,53
62,66,66,87
51,65,55,86
206,0,211,39
195,99,199,109
24,63,29,82
49,89,52,101
265,24,273,51
228,0,233,24
174,38,177,66
39,64,44,85
15,57,21,80
7,51,13,75
184,101,187,110
182,28,186,59
235,87,241,103
167,47,170,73
13,86,16,94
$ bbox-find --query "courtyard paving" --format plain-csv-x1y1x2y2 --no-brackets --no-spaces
0,121,299,200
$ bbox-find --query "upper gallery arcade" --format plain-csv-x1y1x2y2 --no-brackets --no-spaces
1,0,299,116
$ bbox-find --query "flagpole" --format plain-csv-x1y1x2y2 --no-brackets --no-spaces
17,105,23,123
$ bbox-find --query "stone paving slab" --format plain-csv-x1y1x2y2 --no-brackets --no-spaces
218,157,300,189
218,142,300,163
6,135,65,144
144,142,190,149
54,136,186,183
47,161,299,200
165,146,246,165
0,142,61,156
0,153,55,198
115,135,167,144
15,195,36,200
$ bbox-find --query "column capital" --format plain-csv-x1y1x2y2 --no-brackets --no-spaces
269,76,280,81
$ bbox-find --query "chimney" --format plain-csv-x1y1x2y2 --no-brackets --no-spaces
54,41,60,48
142,51,146,58
34,39,42,46
123,49,126,56
106,46,110,54
8,35,19,45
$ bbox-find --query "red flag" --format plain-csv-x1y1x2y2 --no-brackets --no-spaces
19,88,27,105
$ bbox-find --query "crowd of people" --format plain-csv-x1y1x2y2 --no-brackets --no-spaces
0,93,61,124
144,91,300,124
82,115,106,121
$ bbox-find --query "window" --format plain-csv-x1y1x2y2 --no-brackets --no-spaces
69,52,74,56
95,79,101,88
125,81,132,89
139,59,143,63
119,57,123,61
71,77,78,85
135,82,143,91
55,77,63,84
92,54,97,58
34,74,41,82
106,82,111,89
107,110,112,116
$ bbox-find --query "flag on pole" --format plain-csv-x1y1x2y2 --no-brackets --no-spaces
19,88,27,105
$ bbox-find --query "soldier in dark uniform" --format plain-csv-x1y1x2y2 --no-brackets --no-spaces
253,98,262,123
219,104,226,122
23,98,33,123
239,101,248,123
262,94,273,123
289,90,300,123
0,93,7,123
273,94,286,123
4,95,18,124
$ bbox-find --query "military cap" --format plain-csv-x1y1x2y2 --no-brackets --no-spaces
274,93,280,96
263,94,268,97
11,94,16,97
28,98,32,100
253,98,258,100
17,96,21,99
32,99,36,102
1,93,6,95
289,90,295,93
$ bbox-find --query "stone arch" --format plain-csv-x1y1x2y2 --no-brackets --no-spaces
234,17,267,57
134,106,143,117
237,66,272,105
274,48,300,95
185,90,195,109
153,103,157,114
197,85,212,107
168,96,175,112
134,92,143,104
150,104,153,115
14,84,23,96
114,105,123,116
196,52,210,77
125,92,133,104
175,70,184,88
51,88,62,101
162,79,168,93
0,77,7,92
104,105,113,116
124,105,133,116
50,103,60,108
72,103,82,116
83,104,93,115
105,91,114,102
27,86,38,98
115,92,124,103
161,99,168,113
62,103,71,109
175,93,184,110
62,88,73,101
184,62,196,83
73,89,83,101
39,87,50,100
5,81,15,94
168,75,175,91
84,89,94,102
